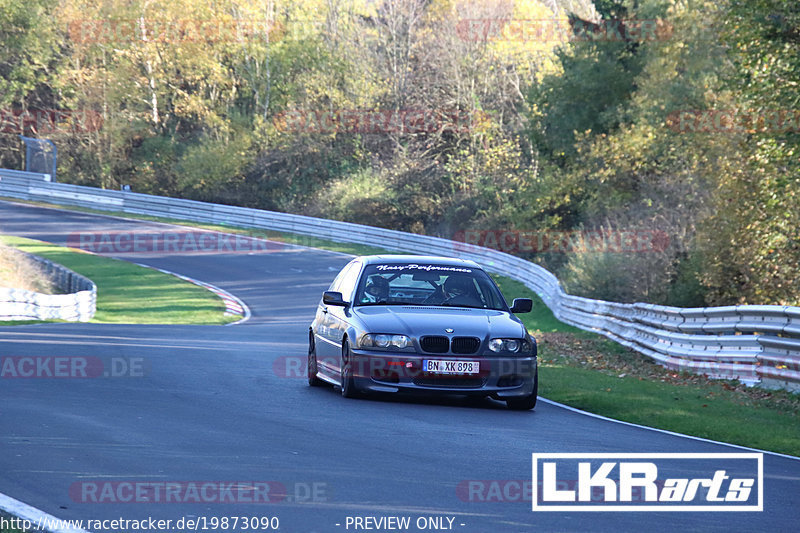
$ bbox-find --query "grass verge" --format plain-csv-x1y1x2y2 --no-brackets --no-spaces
0,234,236,325
495,276,799,457
2,197,798,455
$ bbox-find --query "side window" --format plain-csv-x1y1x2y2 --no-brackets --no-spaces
328,262,352,291
337,261,362,301
328,261,360,295
478,274,507,310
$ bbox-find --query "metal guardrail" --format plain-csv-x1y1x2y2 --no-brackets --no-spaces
0,171,797,389
0,168,51,181
0,249,96,322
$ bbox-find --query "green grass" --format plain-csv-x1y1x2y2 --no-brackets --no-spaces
490,274,582,333
540,364,800,455
2,196,798,455
1,235,236,325
497,277,800,456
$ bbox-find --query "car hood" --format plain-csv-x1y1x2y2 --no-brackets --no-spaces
352,305,526,339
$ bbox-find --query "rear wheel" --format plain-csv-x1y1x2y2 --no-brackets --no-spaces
307,334,323,387
506,369,538,410
340,339,361,398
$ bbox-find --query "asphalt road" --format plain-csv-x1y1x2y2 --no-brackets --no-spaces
0,200,798,533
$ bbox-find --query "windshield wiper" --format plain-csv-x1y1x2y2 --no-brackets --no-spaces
355,301,504,310
355,301,422,307
437,303,504,310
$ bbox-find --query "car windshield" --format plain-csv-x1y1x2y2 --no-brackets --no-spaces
353,263,507,310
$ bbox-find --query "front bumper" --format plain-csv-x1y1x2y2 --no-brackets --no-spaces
346,348,537,398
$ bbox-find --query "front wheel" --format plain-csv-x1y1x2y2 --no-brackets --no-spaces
506,369,538,410
307,334,323,387
340,340,361,399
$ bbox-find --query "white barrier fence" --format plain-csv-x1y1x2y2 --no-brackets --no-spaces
1,171,797,389
0,168,52,181
0,250,96,322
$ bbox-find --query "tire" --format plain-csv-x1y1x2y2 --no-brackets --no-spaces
506,369,538,411
307,334,323,387
340,339,361,398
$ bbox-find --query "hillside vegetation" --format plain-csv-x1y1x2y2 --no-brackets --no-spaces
1,0,797,305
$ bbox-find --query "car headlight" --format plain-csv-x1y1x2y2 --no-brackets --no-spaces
391,335,411,349
488,338,505,352
488,338,531,354
360,333,411,350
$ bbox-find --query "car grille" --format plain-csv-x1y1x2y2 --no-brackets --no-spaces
414,376,486,388
451,336,480,354
420,335,449,353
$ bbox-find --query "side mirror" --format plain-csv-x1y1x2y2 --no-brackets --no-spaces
323,291,348,306
510,298,533,314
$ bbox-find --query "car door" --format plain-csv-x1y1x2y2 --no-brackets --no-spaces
326,260,362,374
314,264,346,362
315,260,358,365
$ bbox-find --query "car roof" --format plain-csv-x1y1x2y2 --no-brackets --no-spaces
358,255,483,269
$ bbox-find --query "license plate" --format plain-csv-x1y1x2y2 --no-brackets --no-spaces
423,360,480,374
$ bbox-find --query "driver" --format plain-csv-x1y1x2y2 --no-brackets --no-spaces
364,275,390,303
442,275,481,307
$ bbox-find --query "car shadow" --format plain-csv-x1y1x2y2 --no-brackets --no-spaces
334,387,520,410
